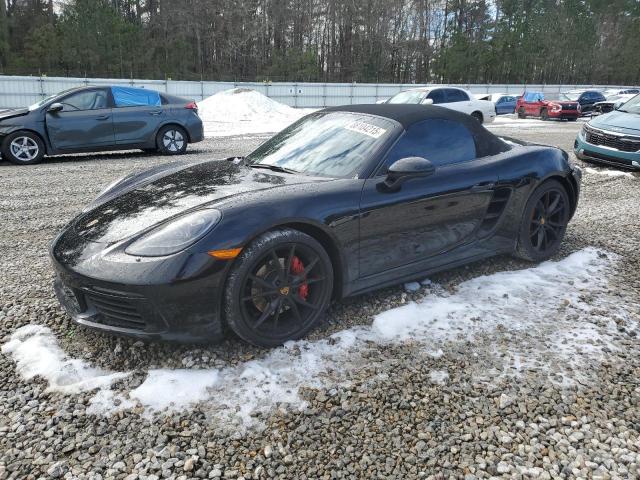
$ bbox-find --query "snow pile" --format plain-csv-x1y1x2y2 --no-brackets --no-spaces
3,248,633,430
585,167,635,178
198,88,312,137
1,325,128,394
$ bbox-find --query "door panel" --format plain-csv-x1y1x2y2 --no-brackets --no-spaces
112,105,166,145
46,108,114,150
358,160,499,277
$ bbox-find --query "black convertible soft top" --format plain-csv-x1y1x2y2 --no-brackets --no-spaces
323,104,511,158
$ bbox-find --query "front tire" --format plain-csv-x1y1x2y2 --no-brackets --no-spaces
540,108,549,121
517,107,526,119
224,229,334,347
514,180,570,262
157,125,188,155
2,131,45,165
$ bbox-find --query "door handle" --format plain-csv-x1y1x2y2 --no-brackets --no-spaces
96,115,110,120
149,110,163,115
471,182,495,191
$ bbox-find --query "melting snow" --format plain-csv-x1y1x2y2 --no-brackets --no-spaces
3,247,634,429
429,370,449,384
198,88,314,137
585,167,635,178
1,325,128,394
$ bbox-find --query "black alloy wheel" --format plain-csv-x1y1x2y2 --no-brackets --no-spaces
225,229,333,347
515,180,570,262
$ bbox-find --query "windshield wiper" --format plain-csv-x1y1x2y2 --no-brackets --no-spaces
249,164,299,174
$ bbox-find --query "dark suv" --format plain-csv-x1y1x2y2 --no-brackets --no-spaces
0,86,204,165
559,90,606,115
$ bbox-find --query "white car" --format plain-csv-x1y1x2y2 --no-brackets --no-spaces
603,88,640,100
385,87,496,124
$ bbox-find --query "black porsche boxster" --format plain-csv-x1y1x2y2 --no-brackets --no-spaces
51,104,581,347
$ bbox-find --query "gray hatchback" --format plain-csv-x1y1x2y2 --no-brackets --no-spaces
0,85,204,165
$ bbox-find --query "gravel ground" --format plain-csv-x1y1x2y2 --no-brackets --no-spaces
1,117,640,480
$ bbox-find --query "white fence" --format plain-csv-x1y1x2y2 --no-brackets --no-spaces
0,75,635,109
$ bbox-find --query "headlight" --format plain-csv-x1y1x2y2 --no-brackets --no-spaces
125,209,222,257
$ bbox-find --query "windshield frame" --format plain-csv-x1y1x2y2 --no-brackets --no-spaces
559,91,582,101
246,111,402,179
387,90,428,105
616,93,640,114
28,88,81,111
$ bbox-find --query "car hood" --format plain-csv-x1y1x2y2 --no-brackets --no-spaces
590,111,640,134
0,108,29,121
545,100,578,107
73,159,330,244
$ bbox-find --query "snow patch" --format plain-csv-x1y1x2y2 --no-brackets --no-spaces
429,370,449,384
404,282,421,292
3,248,632,430
198,88,313,137
585,167,634,178
1,325,128,394
129,369,220,412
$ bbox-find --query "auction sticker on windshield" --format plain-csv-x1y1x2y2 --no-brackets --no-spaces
345,121,387,139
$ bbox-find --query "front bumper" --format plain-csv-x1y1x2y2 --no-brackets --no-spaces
50,236,228,343
574,134,640,171
549,110,580,119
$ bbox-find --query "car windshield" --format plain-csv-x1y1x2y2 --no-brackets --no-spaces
387,90,426,104
28,88,77,111
617,94,640,114
559,92,581,101
246,112,397,178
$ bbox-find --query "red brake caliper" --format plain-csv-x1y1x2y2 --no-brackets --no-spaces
290,256,309,300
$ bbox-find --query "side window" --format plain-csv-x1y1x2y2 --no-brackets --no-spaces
446,89,470,102
379,119,476,173
111,86,161,108
60,90,108,111
426,89,446,104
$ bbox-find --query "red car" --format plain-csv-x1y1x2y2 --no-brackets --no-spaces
516,91,580,121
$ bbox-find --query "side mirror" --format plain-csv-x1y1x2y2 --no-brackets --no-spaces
379,157,435,192
422,98,434,105
48,103,63,113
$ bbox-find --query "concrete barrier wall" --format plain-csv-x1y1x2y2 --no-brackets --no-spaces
0,75,634,109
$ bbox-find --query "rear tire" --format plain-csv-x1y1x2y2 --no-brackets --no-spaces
514,180,570,262
517,107,526,119
541,108,549,121
224,228,334,347
2,131,45,165
471,111,483,123
156,125,188,155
